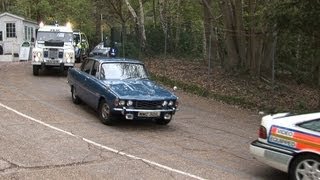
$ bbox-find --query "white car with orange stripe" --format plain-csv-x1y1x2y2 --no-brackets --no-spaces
250,112,320,180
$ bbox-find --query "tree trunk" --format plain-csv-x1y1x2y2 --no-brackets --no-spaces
138,0,146,51
202,0,218,68
174,0,181,51
234,0,246,68
125,0,146,50
153,0,157,28
159,0,167,56
220,0,240,71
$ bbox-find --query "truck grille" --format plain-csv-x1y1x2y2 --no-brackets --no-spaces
135,101,163,109
49,49,58,59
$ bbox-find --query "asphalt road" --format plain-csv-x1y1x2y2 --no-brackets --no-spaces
0,61,287,179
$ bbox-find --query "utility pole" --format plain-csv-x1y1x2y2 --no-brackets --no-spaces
100,14,103,42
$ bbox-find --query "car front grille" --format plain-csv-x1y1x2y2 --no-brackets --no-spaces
49,49,58,59
135,100,163,109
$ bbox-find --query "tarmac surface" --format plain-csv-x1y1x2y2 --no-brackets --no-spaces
0,61,287,179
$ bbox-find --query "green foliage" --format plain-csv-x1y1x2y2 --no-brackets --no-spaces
267,0,320,85
2,0,319,87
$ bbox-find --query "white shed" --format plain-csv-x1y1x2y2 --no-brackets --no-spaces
0,12,38,61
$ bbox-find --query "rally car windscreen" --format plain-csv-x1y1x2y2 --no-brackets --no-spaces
100,63,148,80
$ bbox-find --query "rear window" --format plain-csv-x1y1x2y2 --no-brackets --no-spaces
298,119,320,132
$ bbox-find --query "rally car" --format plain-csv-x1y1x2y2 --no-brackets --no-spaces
250,112,320,180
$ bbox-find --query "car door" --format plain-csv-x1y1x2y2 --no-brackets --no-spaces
83,60,101,109
77,59,94,104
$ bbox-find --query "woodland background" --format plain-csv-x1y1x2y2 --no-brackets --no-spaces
1,0,319,112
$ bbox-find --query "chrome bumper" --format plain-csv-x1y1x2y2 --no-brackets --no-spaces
113,107,176,114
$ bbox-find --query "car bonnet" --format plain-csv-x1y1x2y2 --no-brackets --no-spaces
103,79,177,100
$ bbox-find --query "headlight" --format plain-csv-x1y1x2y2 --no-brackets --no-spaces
119,100,125,106
65,52,74,63
127,100,133,106
33,52,42,62
168,101,174,106
162,101,168,106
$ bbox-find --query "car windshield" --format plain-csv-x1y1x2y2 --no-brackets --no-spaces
73,33,80,44
37,31,73,42
100,62,148,80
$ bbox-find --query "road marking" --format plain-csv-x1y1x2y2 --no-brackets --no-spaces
0,102,207,180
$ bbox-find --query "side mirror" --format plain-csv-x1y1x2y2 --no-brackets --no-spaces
173,86,177,92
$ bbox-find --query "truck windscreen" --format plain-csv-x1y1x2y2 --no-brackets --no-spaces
37,32,73,43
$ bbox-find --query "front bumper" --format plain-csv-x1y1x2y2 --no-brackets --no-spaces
250,140,295,172
32,62,74,67
113,107,176,120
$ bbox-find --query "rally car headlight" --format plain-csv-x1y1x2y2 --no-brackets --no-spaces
168,101,174,106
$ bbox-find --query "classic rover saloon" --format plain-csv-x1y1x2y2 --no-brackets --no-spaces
67,57,178,125
250,112,320,180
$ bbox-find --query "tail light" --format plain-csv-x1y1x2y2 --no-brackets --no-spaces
259,125,267,139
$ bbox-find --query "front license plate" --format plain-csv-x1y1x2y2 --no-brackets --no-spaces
47,60,59,64
138,111,160,117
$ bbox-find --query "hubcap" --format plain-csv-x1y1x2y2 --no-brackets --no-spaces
101,103,110,119
295,159,320,180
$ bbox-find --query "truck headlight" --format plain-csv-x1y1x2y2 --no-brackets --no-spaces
65,52,74,63
33,52,42,62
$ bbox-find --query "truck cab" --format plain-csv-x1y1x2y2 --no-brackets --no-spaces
73,30,89,63
32,22,75,76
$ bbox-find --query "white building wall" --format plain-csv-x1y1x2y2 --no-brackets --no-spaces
0,13,38,57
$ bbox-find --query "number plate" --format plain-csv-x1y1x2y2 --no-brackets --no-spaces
138,111,160,117
46,60,59,64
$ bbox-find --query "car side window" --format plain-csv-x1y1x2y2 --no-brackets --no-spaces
91,61,99,77
82,59,94,74
80,59,88,70
298,119,320,132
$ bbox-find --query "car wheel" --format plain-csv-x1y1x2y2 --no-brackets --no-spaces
99,99,114,125
33,65,39,76
155,118,171,125
289,154,320,180
71,86,81,104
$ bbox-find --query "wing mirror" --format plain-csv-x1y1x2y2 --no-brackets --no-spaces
173,86,177,92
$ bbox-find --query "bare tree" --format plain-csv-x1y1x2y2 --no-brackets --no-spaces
201,0,218,68
125,0,147,51
158,0,168,56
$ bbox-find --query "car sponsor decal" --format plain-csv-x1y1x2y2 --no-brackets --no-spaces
268,125,320,152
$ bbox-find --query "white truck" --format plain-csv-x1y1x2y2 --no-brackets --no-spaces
32,22,75,75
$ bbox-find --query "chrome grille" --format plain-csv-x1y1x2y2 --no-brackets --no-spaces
49,49,58,59
135,101,163,109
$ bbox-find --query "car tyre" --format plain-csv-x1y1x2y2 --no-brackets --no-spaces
71,86,81,104
155,118,171,125
289,154,320,180
33,65,40,76
99,99,114,125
